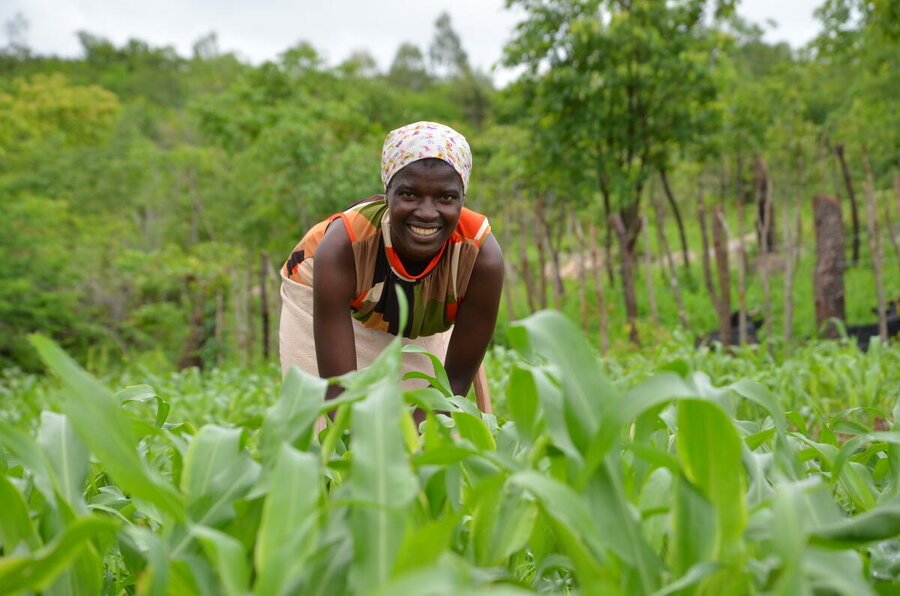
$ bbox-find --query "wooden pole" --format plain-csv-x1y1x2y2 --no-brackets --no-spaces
473,364,493,414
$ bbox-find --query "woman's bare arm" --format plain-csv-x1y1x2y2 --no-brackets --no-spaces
312,218,358,402
443,234,504,398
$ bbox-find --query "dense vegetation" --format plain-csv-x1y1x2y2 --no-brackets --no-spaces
2,0,899,593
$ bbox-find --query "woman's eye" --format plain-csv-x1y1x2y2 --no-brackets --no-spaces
399,191,415,199
440,194,457,202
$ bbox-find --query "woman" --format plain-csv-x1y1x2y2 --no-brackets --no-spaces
279,121,504,416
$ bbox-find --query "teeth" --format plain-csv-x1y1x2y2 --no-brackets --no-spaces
410,225,439,236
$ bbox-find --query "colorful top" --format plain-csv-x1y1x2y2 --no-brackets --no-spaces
282,196,491,339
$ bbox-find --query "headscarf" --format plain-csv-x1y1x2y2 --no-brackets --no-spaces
381,121,472,193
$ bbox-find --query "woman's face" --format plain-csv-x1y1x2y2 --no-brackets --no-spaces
385,159,464,263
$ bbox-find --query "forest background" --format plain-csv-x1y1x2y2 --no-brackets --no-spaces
1,0,898,374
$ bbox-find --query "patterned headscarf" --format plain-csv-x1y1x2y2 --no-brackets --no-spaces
381,121,472,193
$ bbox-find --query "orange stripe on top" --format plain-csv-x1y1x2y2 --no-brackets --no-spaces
385,242,449,281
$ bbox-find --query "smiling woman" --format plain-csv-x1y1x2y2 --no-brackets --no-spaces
279,122,504,420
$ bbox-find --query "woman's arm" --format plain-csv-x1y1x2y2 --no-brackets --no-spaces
443,234,505,398
312,218,358,402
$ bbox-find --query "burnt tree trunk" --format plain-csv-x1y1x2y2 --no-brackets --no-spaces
599,182,616,286
813,196,846,338
611,214,640,345
659,167,690,269
712,205,731,347
834,142,861,265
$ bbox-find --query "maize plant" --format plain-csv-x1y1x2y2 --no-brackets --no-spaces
1,311,900,594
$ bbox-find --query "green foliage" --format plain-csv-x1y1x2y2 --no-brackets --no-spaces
2,314,899,593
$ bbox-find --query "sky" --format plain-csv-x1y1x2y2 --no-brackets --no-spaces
3,0,824,86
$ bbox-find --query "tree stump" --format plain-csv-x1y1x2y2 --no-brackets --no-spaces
813,196,846,338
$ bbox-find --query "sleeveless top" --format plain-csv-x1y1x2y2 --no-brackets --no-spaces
282,196,491,339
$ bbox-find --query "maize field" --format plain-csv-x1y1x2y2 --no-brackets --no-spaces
2,311,900,595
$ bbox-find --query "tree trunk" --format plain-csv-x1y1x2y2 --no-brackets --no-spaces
736,158,749,345
698,179,718,308
611,214,639,345
885,172,900,265
589,224,610,353
600,183,615,286
641,215,659,326
533,218,548,310
260,251,271,361
782,200,801,347
712,205,731,347
659,167,690,269
863,168,888,343
813,195,846,338
754,154,777,253
517,213,538,314
754,155,774,334
572,214,589,332
652,192,687,327
834,142,861,265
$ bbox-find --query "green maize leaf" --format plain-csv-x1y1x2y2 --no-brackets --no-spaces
468,473,504,566
579,372,696,488
124,526,168,596
669,476,716,577
447,395,481,416
116,384,170,428
480,482,536,566
510,471,605,586
413,444,479,466
392,511,461,575
29,335,184,520
180,425,260,530
649,561,722,596
832,432,900,494
0,421,58,508
349,377,417,592
452,411,496,452
0,474,41,552
260,365,327,464
47,536,104,596
801,548,876,596
732,379,804,479
0,516,117,596
584,466,662,594
676,399,747,565
526,367,580,462
811,504,900,546
404,387,453,413
401,344,452,396
191,525,250,596
639,468,673,553
507,364,542,444
511,310,616,454
254,445,320,596
304,522,353,596
36,412,89,514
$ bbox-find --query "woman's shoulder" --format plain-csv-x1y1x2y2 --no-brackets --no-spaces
455,207,491,246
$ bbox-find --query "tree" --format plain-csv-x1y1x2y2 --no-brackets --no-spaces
387,43,431,91
428,12,471,79
503,0,733,340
